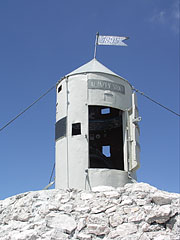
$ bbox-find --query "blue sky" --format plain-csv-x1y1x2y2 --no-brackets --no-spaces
0,0,179,200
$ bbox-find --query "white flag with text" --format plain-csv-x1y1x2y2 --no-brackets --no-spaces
97,35,129,46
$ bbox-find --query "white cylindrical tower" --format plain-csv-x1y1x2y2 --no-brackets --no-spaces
55,58,140,189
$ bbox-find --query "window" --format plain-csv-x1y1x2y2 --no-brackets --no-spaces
101,108,110,115
55,117,67,140
58,85,62,93
72,123,81,136
102,145,111,157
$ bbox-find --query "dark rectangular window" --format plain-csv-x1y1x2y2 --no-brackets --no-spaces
72,123,81,136
58,85,62,93
55,117,67,140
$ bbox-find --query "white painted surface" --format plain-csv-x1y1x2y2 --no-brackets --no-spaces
55,138,67,189
66,58,120,78
56,80,67,121
87,73,132,111
67,74,89,189
87,169,134,189
129,92,140,171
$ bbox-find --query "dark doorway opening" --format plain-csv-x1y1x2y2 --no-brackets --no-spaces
89,106,124,170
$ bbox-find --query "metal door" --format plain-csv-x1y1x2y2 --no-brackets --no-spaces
129,92,140,171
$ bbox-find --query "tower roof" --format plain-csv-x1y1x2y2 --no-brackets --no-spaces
66,58,124,79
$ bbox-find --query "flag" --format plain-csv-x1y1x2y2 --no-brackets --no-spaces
97,35,129,46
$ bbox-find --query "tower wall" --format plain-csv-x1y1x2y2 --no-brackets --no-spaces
55,61,140,190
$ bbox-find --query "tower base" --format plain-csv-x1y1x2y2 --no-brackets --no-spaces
85,168,136,190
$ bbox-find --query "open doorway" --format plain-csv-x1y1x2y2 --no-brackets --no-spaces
89,106,124,170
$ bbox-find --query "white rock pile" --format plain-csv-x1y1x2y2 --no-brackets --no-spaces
0,182,179,240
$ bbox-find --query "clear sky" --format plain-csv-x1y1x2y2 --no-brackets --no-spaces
0,0,179,200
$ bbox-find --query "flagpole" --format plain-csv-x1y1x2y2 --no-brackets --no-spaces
94,32,99,58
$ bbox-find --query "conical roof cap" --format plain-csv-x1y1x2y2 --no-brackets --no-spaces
66,58,123,78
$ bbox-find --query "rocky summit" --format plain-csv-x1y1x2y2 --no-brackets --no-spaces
0,182,179,240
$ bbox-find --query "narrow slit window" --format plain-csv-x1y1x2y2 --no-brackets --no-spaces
55,117,67,140
101,108,110,115
72,123,81,136
58,85,62,93
102,145,111,157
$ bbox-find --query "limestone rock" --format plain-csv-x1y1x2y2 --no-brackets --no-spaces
77,232,92,240
46,213,76,234
108,222,137,238
77,218,86,232
128,209,146,223
0,182,179,240
87,224,110,236
109,213,124,227
151,192,172,205
146,205,171,224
